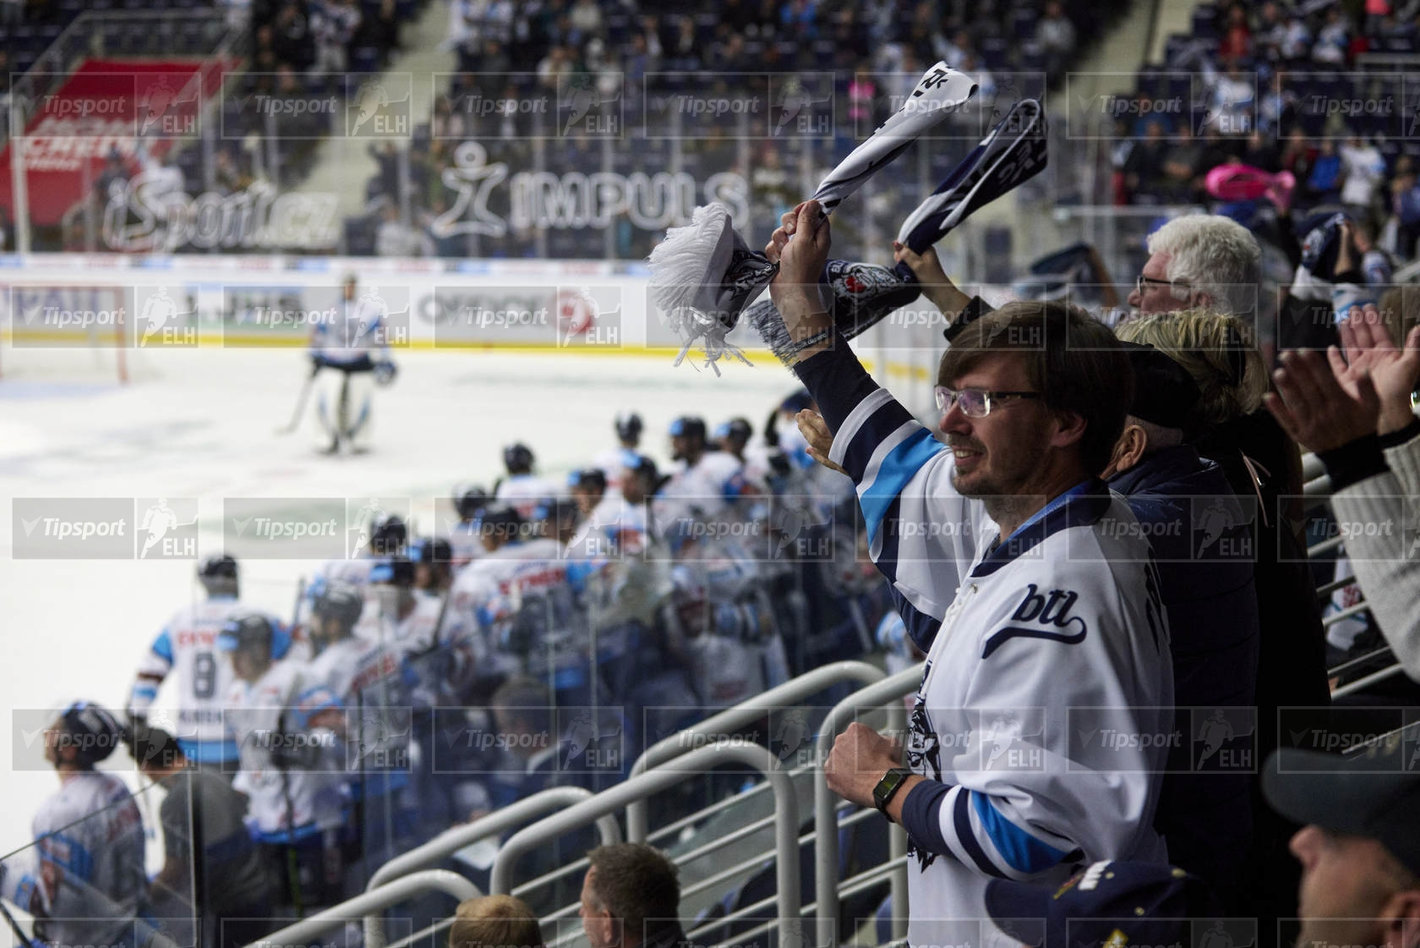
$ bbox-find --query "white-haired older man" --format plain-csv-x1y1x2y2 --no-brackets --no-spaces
1126,214,1262,318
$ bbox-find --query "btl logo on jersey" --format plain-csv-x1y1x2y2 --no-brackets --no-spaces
982,585,1089,658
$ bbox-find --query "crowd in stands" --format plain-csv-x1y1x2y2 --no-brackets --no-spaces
345,0,1123,258
1114,1,1420,267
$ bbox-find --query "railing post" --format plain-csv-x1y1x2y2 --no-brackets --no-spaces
813,665,922,948
494,744,804,948
626,660,884,841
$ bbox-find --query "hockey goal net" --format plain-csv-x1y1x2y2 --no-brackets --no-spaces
0,284,148,385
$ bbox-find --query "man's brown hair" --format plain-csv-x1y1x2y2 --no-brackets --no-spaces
448,895,544,948
938,301,1133,476
585,844,680,944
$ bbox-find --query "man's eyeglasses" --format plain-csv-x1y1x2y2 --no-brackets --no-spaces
934,387,1042,418
1135,274,1195,297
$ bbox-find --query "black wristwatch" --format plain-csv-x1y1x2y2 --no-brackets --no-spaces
872,767,914,819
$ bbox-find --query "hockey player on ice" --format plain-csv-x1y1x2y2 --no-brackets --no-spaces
129,554,278,770
218,613,348,910
308,273,397,455
494,443,561,521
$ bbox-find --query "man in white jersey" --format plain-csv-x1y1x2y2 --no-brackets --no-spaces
130,554,271,770
219,613,347,911
768,201,1173,948
309,272,397,455
21,703,147,948
304,581,416,881
495,443,561,521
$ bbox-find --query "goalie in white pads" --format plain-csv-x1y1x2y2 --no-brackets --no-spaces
309,272,397,455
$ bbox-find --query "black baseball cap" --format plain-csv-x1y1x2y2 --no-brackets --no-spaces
985,860,1214,948
1263,741,1420,877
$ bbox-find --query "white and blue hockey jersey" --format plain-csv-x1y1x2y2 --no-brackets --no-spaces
224,661,347,839
808,348,1174,948
30,772,146,948
131,595,260,764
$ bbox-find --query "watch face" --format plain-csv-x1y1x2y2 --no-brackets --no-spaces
874,768,906,809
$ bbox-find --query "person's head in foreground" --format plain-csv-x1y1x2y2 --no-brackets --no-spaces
44,701,125,772
448,894,544,948
579,844,681,948
1100,342,1202,479
936,301,1132,536
1263,741,1420,948
1126,214,1261,317
985,859,1214,948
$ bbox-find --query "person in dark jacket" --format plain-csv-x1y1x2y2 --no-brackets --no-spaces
125,726,275,948
1103,343,1261,897
1118,311,1331,944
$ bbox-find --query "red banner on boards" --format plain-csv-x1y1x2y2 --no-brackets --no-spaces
0,58,225,227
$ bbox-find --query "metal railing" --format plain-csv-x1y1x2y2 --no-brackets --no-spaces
492,743,805,948
626,660,885,840
362,787,622,948
243,869,479,948
812,666,919,948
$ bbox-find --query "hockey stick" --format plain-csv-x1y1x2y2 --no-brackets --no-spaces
649,62,977,369
275,360,321,436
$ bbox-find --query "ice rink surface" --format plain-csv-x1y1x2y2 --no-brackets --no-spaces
0,343,801,859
